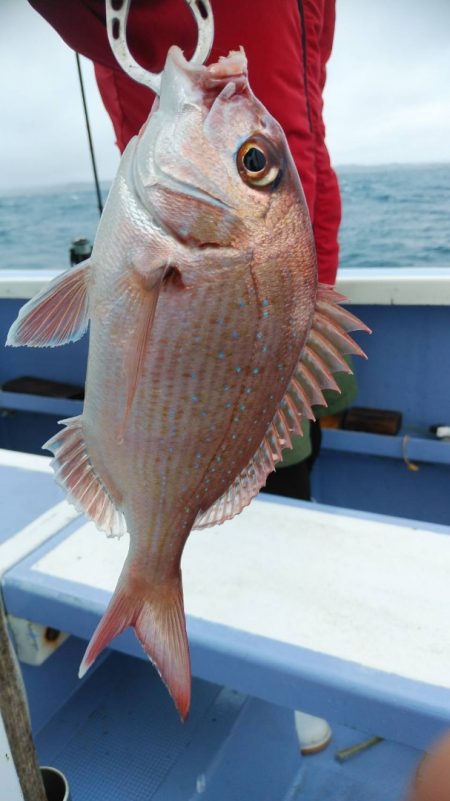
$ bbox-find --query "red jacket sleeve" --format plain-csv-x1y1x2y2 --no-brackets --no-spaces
29,0,340,284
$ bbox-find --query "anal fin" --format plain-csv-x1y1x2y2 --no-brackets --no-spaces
6,261,91,347
43,416,126,537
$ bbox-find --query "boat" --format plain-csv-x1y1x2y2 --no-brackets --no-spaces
2,1,450,798
2,263,450,800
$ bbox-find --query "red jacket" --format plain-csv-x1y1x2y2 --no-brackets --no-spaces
30,0,341,284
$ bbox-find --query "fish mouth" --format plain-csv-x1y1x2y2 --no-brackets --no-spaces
161,46,248,111
167,45,247,83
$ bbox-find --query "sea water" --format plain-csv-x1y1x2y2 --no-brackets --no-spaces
0,163,449,272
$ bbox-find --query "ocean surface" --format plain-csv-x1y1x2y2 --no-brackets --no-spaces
1,163,449,271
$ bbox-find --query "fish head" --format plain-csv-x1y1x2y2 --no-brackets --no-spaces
132,46,311,253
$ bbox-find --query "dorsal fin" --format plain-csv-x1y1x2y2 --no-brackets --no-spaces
194,285,370,530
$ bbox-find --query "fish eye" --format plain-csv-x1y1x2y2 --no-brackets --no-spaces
237,136,281,189
243,147,266,172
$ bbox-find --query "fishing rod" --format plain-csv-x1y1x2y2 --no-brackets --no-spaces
75,52,103,217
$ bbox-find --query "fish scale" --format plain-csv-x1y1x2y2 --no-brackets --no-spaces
6,45,369,719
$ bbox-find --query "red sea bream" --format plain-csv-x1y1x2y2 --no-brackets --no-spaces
7,46,368,718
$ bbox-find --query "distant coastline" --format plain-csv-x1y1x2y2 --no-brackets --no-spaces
2,161,449,197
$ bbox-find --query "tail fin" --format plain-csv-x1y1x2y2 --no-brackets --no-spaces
79,570,191,719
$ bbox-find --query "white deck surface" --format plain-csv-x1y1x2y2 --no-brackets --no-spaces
0,449,80,575
30,500,450,689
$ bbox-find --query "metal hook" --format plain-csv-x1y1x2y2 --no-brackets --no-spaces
105,0,214,95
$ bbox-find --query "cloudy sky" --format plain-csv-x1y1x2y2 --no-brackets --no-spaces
1,0,449,191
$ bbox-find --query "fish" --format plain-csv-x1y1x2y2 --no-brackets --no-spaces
6,45,369,719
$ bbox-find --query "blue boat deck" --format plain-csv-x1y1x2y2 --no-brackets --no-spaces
2,448,450,799
34,650,421,801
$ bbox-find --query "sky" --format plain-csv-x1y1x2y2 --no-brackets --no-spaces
1,0,449,191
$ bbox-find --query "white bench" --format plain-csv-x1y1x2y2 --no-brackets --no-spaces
2,448,450,751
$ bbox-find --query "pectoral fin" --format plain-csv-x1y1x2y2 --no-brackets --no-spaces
6,261,91,347
117,265,168,439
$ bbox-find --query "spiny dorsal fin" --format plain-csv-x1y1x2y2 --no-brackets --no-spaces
194,285,369,530
43,416,126,538
6,261,91,348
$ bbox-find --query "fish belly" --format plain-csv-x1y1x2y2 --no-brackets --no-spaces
82,260,307,560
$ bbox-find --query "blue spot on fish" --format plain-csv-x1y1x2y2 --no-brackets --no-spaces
253,368,259,375
218,351,225,359
262,298,270,306
235,366,241,374
192,395,199,403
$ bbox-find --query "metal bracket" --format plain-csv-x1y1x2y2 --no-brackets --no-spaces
105,0,215,94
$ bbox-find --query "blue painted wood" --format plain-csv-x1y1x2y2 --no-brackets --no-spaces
322,428,450,465
313,449,450,526
350,305,450,432
0,411,68,456
0,299,89,388
0,391,83,418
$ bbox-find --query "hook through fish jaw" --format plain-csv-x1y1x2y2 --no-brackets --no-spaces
105,0,215,95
